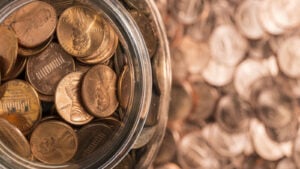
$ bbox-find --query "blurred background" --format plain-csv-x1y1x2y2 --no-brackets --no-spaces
152,0,300,169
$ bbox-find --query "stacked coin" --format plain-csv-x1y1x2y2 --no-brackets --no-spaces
152,0,300,168
0,0,162,166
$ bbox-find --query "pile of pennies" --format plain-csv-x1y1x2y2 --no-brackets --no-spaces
152,0,300,169
0,0,161,167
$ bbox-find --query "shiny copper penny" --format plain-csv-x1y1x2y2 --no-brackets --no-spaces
130,10,158,58
118,65,132,109
30,120,78,164
5,1,57,48
26,43,75,96
55,72,93,125
57,5,104,57
81,64,118,117
0,118,31,158
72,122,113,161
18,35,53,57
0,26,18,78
0,80,41,134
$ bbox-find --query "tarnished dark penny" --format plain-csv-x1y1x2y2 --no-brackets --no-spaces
118,65,132,109
130,10,158,58
75,61,92,73
81,64,118,117
0,26,18,78
30,120,78,164
114,154,134,169
0,118,31,158
2,56,27,81
18,35,53,57
26,43,75,96
145,90,160,127
0,80,41,134
72,122,113,161
113,44,128,76
216,94,250,133
133,125,157,149
57,5,104,57
55,72,94,125
4,1,57,48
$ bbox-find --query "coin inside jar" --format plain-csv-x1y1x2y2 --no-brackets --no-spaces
30,120,78,164
81,64,118,118
0,80,41,134
55,72,94,125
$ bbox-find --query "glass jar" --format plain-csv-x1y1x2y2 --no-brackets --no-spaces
0,0,170,168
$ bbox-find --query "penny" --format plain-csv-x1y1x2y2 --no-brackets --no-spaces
177,37,211,75
72,122,113,161
177,131,221,169
123,0,149,12
250,77,296,129
215,94,250,133
276,158,297,169
78,22,118,64
258,0,285,35
38,92,54,102
41,0,74,15
203,124,248,157
2,56,27,81
130,10,158,58
269,0,300,30
202,58,235,87
168,0,205,25
0,26,18,78
30,120,78,164
57,5,104,57
234,58,271,101
26,43,75,96
188,81,219,123
243,155,276,169
154,128,176,165
75,61,91,73
0,80,41,134
250,119,291,161
113,44,128,76
81,64,118,117
114,154,134,169
118,65,132,109
5,1,57,48
94,117,122,131
145,90,160,127
235,0,264,39
0,118,31,158
18,35,53,57
55,72,93,125
133,125,157,149
170,49,189,83
209,24,248,66
278,37,300,78
168,83,193,121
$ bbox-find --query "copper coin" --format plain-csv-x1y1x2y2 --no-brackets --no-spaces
57,5,104,57
113,44,128,76
75,61,92,73
145,90,160,127
130,10,158,58
133,125,157,149
81,64,118,117
42,0,74,15
72,122,113,161
30,120,78,164
250,119,291,161
155,163,181,169
215,94,250,133
203,124,248,157
118,65,132,109
18,34,53,57
77,21,118,64
0,26,18,78
0,80,41,134
55,72,93,125
177,131,221,169
235,0,264,39
202,58,235,87
114,154,134,169
293,129,300,168
26,43,75,96
0,118,31,158
38,92,54,102
276,158,297,169
5,1,57,48
2,56,27,81
278,37,300,78
154,128,176,165
209,24,248,66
